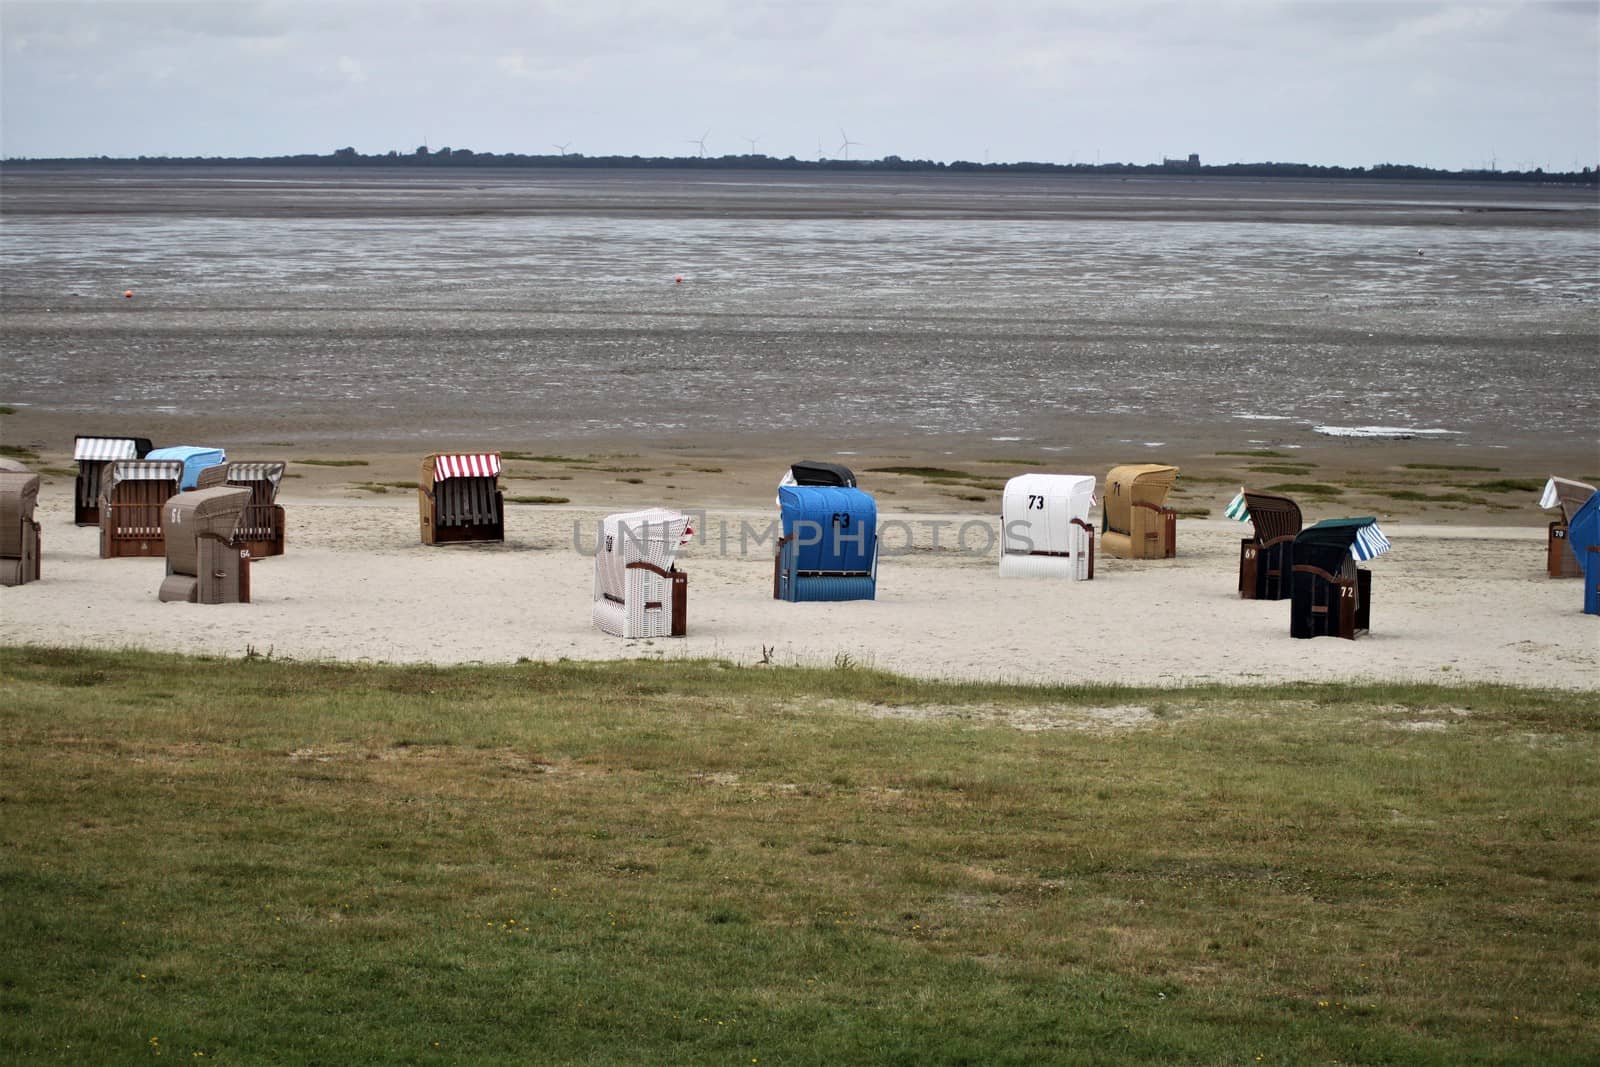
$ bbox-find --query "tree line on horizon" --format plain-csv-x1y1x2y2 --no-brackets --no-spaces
4,145,1595,183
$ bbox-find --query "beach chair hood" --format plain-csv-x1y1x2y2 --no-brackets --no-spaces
1102,464,1179,534
162,486,251,577
74,435,152,461
1001,473,1096,555
779,485,877,575
783,461,857,488
0,472,41,558
146,446,227,490
1567,493,1600,614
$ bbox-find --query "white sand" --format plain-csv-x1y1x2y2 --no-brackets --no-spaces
3,495,1595,690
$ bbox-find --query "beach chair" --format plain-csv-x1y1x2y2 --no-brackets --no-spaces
1100,464,1179,559
774,485,878,602
157,486,253,604
1233,489,1303,600
1539,477,1595,579
100,459,183,558
196,461,287,557
1566,493,1600,615
782,461,858,488
418,453,504,544
1289,517,1391,640
0,470,42,586
72,435,152,526
592,508,692,638
998,473,1096,580
145,446,227,490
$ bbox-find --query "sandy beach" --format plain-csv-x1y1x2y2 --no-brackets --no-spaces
2,455,1594,689
2,169,1594,685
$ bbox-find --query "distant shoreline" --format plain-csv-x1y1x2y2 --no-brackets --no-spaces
3,152,1594,187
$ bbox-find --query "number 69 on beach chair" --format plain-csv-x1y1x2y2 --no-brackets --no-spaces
418,453,504,545
998,474,1096,580
1226,488,1303,600
592,508,693,638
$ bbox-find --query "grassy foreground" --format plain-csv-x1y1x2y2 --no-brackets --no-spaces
2,648,1596,1065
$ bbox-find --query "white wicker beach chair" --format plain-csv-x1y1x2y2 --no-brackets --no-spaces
592,508,693,638
999,473,1096,580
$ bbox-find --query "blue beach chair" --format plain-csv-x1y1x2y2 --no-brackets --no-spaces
1566,492,1600,616
774,485,877,602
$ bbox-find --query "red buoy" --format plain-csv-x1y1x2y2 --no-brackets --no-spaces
675,276,683,284
124,290,134,299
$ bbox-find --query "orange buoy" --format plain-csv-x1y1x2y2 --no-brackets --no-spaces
123,290,134,298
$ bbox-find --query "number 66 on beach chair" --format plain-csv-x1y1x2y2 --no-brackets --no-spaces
998,474,1096,580
773,485,878,602
592,508,693,638
418,453,504,545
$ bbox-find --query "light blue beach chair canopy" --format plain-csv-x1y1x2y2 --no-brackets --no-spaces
146,446,226,490
778,485,877,574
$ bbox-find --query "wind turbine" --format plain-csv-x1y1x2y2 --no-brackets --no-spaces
688,130,709,158
743,135,760,156
552,142,572,156
837,129,863,161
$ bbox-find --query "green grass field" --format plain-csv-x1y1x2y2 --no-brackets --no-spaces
3,647,1596,1064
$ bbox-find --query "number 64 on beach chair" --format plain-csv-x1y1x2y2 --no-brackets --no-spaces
418,453,504,545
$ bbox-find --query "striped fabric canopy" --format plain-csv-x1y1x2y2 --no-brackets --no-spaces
1350,522,1392,562
433,453,501,481
107,460,183,491
1224,488,1249,522
227,461,285,489
74,437,141,462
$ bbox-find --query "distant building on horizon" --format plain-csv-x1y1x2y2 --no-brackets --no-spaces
1162,153,1201,168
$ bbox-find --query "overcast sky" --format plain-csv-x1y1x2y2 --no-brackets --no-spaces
2,1,1596,170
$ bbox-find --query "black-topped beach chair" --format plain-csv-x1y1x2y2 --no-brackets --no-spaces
1290,517,1391,640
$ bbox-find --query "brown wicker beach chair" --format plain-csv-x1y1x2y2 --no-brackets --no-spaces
419,453,504,544
1543,477,1596,579
72,435,152,526
100,460,183,558
196,462,287,557
157,486,253,604
0,470,42,586
1100,464,1179,559
1238,490,1303,600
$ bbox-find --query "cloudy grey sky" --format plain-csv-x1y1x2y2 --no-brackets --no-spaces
2,1,1595,170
